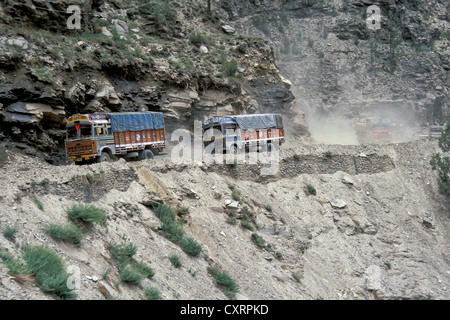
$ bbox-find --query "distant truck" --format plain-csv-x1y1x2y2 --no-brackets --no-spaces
65,112,166,164
202,114,285,154
355,118,392,144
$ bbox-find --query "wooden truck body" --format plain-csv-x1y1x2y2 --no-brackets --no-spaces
202,114,285,154
65,112,165,163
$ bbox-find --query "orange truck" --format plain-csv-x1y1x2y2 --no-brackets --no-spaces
355,118,392,144
202,114,285,154
65,112,165,164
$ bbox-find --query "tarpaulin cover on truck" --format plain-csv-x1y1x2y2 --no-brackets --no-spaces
106,112,164,132
229,114,283,130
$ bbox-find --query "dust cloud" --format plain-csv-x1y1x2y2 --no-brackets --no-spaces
301,100,423,145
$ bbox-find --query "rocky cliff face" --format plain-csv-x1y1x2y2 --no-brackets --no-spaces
217,0,449,142
0,0,309,163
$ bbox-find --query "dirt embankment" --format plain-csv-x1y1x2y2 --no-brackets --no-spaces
0,138,449,300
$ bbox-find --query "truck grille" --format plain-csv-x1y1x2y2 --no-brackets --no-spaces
66,140,96,156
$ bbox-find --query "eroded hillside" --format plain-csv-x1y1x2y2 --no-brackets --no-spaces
0,138,448,300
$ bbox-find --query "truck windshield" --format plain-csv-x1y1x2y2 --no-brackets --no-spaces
67,125,92,139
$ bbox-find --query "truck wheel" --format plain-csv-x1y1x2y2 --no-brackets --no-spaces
139,149,154,161
97,152,111,163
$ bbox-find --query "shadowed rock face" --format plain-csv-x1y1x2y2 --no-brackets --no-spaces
0,0,310,163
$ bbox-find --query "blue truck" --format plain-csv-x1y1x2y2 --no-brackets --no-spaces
65,112,166,163
202,114,285,154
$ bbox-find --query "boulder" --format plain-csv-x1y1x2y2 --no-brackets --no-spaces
329,199,347,209
342,176,354,185
422,216,434,228
226,201,240,209
100,26,113,37
222,25,235,34
6,36,28,49
112,19,129,35
139,192,164,207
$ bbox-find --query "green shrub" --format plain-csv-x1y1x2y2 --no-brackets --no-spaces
307,185,317,196
324,151,333,158
22,245,77,299
3,226,18,242
108,242,154,285
44,224,83,247
207,266,239,299
221,59,238,77
119,265,144,284
153,204,177,224
189,30,207,45
169,254,182,268
132,261,155,278
67,204,107,225
161,220,185,243
240,219,255,231
252,233,266,249
35,197,44,211
265,204,273,212
0,251,28,275
231,189,241,201
293,273,303,282
108,242,137,266
180,237,202,257
275,251,283,260
145,286,161,300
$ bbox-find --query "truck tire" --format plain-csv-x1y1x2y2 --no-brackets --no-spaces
97,152,111,163
139,149,154,161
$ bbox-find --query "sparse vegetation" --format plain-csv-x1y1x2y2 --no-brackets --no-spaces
293,273,303,282
145,286,161,300
22,245,77,299
108,242,137,268
241,219,255,231
307,185,317,196
169,254,182,268
221,59,238,77
324,151,333,158
252,232,266,249
180,237,202,257
189,30,207,45
44,224,84,247
3,225,18,242
34,197,44,211
207,266,239,299
152,204,203,257
108,242,155,285
231,188,241,201
67,203,107,226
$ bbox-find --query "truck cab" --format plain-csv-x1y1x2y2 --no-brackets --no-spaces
65,114,111,163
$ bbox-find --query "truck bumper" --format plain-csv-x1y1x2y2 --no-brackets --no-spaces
68,154,98,162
